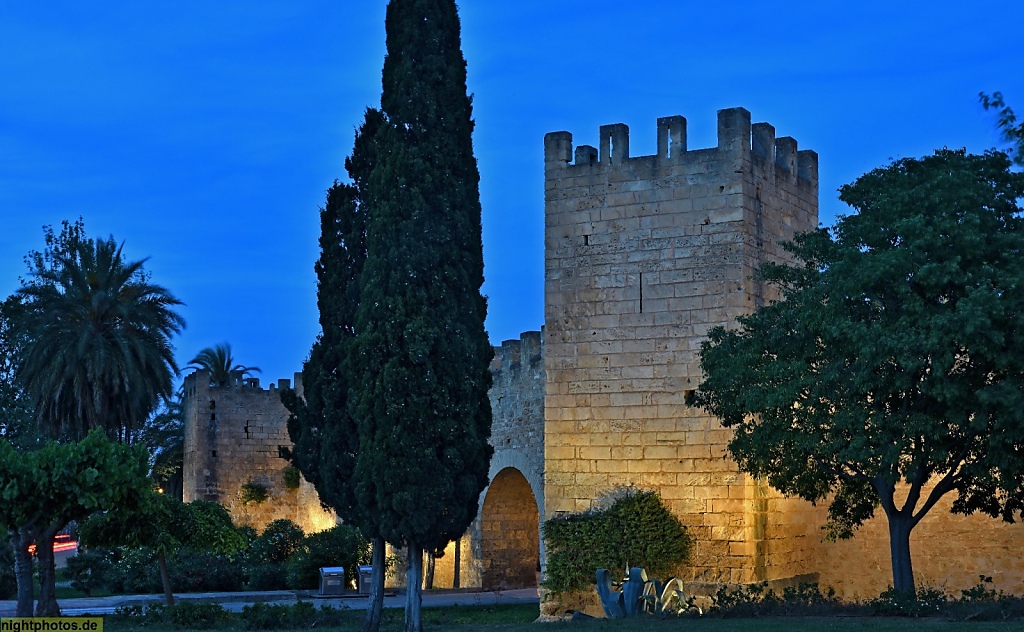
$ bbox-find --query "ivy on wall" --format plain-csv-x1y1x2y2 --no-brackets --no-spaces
542,488,693,595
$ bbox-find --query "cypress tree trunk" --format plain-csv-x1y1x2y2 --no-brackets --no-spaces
888,514,916,594
13,527,35,618
34,523,61,616
363,536,386,632
404,543,423,632
158,550,176,606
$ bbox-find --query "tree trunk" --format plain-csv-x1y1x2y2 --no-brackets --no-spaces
158,550,175,606
453,536,460,589
34,523,61,617
424,550,435,590
363,536,386,632
404,542,423,632
13,528,35,618
887,514,916,595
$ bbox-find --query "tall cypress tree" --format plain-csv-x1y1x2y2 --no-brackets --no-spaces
349,1,493,629
282,109,392,632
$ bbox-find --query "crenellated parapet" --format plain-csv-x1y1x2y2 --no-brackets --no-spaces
544,107,817,193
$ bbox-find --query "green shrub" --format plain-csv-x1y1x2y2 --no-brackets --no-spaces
285,524,369,590
240,480,269,505
240,601,347,630
170,551,244,593
282,467,301,490
248,562,288,591
106,547,162,594
165,602,232,629
64,549,111,596
541,488,693,595
250,520,304,565
869,585,948,617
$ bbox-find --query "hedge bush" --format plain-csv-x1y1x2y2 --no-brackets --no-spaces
542,488,693,595
249,520,304,565
286,525,369,590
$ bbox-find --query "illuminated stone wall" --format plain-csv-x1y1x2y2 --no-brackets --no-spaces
543,108,821,595
182,370,336,534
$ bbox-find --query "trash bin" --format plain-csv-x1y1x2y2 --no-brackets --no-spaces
319,566,345,596
358,565,373,595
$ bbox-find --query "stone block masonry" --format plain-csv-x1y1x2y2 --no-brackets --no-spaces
182,370,335,534
544,108,821,592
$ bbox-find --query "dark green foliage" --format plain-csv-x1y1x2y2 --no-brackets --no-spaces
238,601,347,630
981,92,1024,165
249,520,304,565
869,586,948,617
164,602,232,629
0,538,15,599
280,121,376,537
542,489,692,595
707,582,851,618
187,343,260,387
239,481,269,505
349,0,493,558
282,467,301,490
0,296,37,449
139,395,185,501
285,524,369,590
103,548,243,594
246,562,288,591
169,552,244,593
104,547,163,594
64,549,111,596
12,219,185,443
690,149,1024,594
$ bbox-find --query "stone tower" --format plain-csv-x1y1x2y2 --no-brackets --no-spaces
543,108,822,588
182,371,335,534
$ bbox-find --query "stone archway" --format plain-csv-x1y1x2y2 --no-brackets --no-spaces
480,467,540,589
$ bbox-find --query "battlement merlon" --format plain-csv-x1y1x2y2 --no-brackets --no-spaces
543,108,818,190
490,330,543,372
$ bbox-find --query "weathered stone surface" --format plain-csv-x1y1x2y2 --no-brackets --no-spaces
543,109,822,594
182,370,335,534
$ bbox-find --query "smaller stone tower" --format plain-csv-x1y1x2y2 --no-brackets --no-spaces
182,371,334,533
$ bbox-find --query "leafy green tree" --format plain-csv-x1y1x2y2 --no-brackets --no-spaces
12,221,185,443
187,343,260,387
689,149,1024,595
981,92,1024,165
0,431,151,616
347,2,493,630
80,493,245,606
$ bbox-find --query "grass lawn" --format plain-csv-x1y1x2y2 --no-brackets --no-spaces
97,603,1024,631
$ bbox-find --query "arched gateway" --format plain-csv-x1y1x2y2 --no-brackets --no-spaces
480,467,540,589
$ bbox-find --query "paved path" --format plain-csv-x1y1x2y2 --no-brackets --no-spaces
1,588,540,617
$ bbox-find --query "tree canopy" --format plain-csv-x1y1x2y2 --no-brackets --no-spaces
689,148,1024,594
187,343,260,387
12,220,185,442
981,92,1024,165
0,430,151,615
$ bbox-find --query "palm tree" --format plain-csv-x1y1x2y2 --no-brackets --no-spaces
14,235,185,443
187,343,260,386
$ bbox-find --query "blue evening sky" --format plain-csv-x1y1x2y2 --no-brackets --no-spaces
1,1,1021,385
